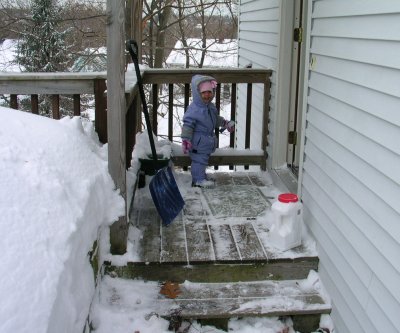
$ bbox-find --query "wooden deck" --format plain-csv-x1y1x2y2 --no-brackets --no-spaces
105,171,318,283
101,171,330,332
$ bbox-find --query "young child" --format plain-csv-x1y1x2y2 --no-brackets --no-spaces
181,74,235,188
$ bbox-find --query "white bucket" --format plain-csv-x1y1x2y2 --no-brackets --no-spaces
269,193,302,251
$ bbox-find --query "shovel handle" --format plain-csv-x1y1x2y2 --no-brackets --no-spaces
126,39,158,165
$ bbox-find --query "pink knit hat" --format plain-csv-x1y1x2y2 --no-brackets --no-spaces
199,80,217,93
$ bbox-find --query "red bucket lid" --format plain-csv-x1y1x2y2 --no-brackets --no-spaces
278,193,298,203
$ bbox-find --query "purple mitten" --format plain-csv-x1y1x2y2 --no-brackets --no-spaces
182,139,192,154
225,120,235,133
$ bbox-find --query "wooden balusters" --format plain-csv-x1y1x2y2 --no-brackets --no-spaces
52,95,60,119
94,79,107,144
230,83,236,148
31,94,39,114
73,94,80,116
152,84,158,135
10,94,18,109
168,84,173,142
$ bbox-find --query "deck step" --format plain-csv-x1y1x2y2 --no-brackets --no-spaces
98,275,331,332
104,257,319,283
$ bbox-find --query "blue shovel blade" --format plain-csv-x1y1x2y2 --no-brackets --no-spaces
149,166,185,225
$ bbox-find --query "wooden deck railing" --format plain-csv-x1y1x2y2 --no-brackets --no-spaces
1,68,272,171
0,72,108,143
140,68,272,170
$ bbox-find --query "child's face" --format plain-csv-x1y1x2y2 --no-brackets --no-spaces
201,90,213,104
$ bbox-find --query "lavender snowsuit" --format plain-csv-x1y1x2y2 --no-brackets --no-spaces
181,75,226,183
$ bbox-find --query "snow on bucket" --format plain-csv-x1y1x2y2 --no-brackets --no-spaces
269,193,302,251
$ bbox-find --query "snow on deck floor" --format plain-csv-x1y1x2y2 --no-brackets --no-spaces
101,170,317,266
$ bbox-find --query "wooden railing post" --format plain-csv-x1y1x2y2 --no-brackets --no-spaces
73,94,80,116
184,84,190,111
31,94,39,114
52,95,60,119
230,83,236,148
10,94,18,109
215,83,221,139
261,76,271,171
94,79,107,144
229,83,237,170
152,84,158,135
107,0,127,255
214,83,222,170
245,82,252,150
168,84,173,141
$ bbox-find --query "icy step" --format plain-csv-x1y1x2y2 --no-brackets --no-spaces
98,276,331,321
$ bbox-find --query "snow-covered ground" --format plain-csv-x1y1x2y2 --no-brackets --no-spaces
0,107,124,332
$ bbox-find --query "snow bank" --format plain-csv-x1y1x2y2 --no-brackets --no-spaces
0,107,124,333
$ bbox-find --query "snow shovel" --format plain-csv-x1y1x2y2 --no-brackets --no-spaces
126,39,184,226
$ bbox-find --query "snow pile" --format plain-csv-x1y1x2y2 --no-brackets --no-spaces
90,277,171,332
0,107,124,333
131,131,172,160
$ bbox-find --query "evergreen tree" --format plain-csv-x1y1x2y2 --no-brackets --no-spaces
15,0,69,72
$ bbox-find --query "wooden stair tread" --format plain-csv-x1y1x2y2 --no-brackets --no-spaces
160,280,331,319
100,277,331,320
105,259,319,283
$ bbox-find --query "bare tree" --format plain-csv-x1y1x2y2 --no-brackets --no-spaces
142,0,237,69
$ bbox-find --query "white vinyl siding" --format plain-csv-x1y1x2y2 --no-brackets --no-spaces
302,1,400,332
237,0,280,165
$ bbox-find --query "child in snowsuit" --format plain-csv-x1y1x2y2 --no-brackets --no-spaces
181,75,235,188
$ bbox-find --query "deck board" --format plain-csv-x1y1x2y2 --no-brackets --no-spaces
133,206,160,263
182,192,209,222
209,224,240,261
161,217,187,263
231,223,267,260
185,222,215,262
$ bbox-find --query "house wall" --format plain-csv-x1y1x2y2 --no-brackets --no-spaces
237,0,293,169
238,0,400,332
300,1,400,332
